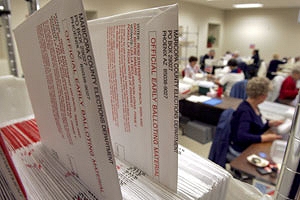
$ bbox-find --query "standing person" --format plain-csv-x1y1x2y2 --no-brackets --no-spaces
251,49,260,67
294,56,300,65
229,77,282,157
267,54,287,80
215,59,245,96
184,56,199,79
200,49,215,71
278,65,300,104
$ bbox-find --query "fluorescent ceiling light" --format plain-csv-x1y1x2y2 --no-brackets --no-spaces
233,3,263,8
0,6,4,10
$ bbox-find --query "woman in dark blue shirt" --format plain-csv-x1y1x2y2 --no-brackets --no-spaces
251,49,260,67
230,77,282,154
267,54,287,80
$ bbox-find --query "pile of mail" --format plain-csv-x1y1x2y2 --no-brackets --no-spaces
178,145,231,200
0,119,101,200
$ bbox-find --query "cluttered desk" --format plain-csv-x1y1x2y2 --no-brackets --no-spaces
230,142,278,186
179,95,242,126
229,102,295,186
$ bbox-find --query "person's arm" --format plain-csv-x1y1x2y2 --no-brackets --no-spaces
201,55,208,65
236,112,281,143
217,74,228,86
268,120,284,127
261,117,283,133
261,134,282,142
278,59,287,65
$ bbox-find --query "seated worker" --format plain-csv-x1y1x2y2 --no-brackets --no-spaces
229,77,283,157
223,50,232,61
184,56,200,79
214,58,244,96
277,65,300,104
267,54,287,80
232,50,243,64
200,49,215,71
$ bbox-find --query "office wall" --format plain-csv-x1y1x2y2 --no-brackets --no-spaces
83,0,225,63
224,8,300,62
0,0,171,75
0,0,223,76
179,2,224,67
83,0,225,61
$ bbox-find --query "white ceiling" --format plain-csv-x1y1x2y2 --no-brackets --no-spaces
181,0,300,10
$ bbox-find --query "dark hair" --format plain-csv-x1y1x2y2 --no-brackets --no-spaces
189,56,198,63
227,58,238,67
254,49,259,55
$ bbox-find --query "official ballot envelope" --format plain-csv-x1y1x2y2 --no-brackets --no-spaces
88,5,179,191
14,0,122,199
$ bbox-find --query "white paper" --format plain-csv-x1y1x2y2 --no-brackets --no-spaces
13,0,121,199
88,4,179,191
116,158,184,200
179,82,192,95
186,95,212,103
259,101,295,121
198,80,215,88
0,139,26,200
178,145,232,200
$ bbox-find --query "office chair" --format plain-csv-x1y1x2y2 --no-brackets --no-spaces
230,80,248,100
208,108,234,168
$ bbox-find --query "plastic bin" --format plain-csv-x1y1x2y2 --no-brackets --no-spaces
270,140,287,164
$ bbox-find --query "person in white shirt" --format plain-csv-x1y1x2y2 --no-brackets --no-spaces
232,50,243,64
215,59,245,96
184,56,200,79
223,50,232,61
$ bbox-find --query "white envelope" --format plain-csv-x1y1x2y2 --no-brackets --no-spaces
88,4,179,191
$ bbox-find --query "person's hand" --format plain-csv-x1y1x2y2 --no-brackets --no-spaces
261,133,282,142
206,74,214,81
268,120,284,127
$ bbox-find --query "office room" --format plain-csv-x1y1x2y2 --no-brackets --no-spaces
0,0,299,199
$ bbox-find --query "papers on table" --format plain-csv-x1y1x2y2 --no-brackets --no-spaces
182,77,198,85
186,95,223,106
179,82,192,95
198,80,215,88
186,95,211,103
259,101,295,121
202,98,223,106
195,73,204,79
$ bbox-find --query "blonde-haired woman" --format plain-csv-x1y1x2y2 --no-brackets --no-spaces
229,77,282,156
